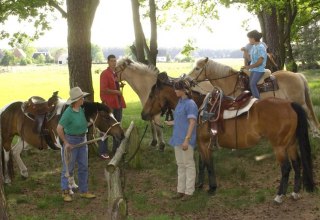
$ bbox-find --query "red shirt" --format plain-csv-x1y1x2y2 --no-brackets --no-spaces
100,67,126,109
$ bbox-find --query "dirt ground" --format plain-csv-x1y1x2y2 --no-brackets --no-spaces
5,145,320,220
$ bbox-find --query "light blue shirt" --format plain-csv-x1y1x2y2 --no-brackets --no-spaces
249,43,267,72
169,98,198,148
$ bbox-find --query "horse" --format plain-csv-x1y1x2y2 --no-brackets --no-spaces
141,76,315,203
115,57,213,151
0,92,124,183
187,57,320,137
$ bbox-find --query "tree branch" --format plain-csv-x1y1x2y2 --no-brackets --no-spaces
48,0,67,18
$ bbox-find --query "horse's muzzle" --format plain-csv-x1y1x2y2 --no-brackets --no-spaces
141,112,151,121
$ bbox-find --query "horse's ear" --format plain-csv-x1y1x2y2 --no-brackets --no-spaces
204,57,209,63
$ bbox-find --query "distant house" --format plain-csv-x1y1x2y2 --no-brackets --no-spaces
57,53,68,64
156,49,168,62
13,48,26,59
32,51,50,59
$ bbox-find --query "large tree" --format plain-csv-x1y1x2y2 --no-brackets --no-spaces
130,0,219,65
0,0,99,100
221,0,320,72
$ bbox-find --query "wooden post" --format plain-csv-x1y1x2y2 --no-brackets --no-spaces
105,121,134,220
107,121,135,173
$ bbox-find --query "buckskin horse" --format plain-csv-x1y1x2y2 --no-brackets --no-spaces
0,91,124,183
187,57,320,137
115,57,213,151
141,74,315,203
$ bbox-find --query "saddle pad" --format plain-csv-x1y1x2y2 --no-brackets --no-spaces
223,98,258,119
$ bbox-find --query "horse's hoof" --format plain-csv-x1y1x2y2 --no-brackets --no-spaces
274,194,284,204
21,175,28,180
291,192,301,200
150,140,157,147
158,143,165,152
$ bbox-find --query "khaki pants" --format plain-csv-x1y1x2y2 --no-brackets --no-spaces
174,145,196,195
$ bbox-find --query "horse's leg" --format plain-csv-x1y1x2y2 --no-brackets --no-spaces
154,114,165,151
206,154,217,195
291,157,302,200
3,150,13,184
11,138,28,179
149,121,158,147
274,158,291,204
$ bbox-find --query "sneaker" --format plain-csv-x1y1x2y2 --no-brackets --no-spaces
100,154,110,160
171,192,184,199
80,192,96,199
62,190,72,202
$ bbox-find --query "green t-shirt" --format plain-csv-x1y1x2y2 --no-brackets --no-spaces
59,106,88,135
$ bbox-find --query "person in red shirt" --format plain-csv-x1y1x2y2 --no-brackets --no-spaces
98,54,126,159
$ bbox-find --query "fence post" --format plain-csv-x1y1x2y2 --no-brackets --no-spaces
105,121,135,220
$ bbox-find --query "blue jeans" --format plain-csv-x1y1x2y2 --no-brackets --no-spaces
98,108,122,155
249,71,264,99
61,135,88,193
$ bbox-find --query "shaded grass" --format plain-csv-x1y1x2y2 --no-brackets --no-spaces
2,64,320,219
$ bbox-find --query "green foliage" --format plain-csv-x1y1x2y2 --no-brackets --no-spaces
0,0,57,47
0,50,15,66
91,44,105,63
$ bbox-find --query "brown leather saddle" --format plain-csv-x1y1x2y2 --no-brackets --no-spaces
237,70,279,93
22,91,59,134
200,88,253,148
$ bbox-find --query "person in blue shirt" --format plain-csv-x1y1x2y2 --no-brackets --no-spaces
242,30,268,99
165,79,198,201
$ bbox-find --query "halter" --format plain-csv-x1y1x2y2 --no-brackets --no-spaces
115,62,128,86
90,110,121,139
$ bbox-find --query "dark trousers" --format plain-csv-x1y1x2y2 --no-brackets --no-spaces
98,108,122,155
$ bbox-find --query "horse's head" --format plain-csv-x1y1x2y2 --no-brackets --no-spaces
115,57,133,79
141,77,178,121
83,102,125,141
187,57,209,82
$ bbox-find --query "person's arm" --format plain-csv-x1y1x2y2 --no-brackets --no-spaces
181,118,196,151
244,57,264,69
57,124,72,150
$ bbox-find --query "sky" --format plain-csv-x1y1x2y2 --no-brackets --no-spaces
0,1,260,50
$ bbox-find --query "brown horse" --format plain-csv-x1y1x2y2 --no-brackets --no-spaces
141,76,315,203
187,57,320,137
0,92,124,183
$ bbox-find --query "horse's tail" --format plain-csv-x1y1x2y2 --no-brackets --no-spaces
291,102,315,192
299,73,320,133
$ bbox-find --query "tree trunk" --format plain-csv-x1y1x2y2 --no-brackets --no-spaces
131,0,148,64
0,148,9,220
148,0,158,66
259,7,284,69
66,0,99,101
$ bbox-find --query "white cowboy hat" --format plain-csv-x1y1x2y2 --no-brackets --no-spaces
66,87,89,104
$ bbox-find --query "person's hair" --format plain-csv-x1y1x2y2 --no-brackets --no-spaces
247,30,262,42
107,54,116,61
173,78,192,98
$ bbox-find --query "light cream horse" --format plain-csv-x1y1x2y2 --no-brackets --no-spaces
115,57,213,150
187,57,320,136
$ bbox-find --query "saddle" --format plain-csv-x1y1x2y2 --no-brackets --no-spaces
200,88,255,148
238,69,279,93
22,91,59,134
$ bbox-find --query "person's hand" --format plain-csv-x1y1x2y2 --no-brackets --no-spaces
181,140,189,151
240,47,245,51
164,120,174,126
241,65,250,70
65,142,73,151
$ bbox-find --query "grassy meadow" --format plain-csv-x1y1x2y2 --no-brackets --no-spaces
1,60,320,219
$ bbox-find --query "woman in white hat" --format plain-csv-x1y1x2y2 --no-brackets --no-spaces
56,86,96,202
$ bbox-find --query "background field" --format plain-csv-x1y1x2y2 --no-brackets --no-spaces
1,60,320,219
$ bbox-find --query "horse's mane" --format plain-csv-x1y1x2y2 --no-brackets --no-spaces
117,57,159,77
83,102,112,117
197,58,238,77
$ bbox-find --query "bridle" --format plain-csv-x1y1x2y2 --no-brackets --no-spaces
90,110,121,139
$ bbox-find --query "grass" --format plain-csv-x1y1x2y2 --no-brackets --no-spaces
1,62,320,219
